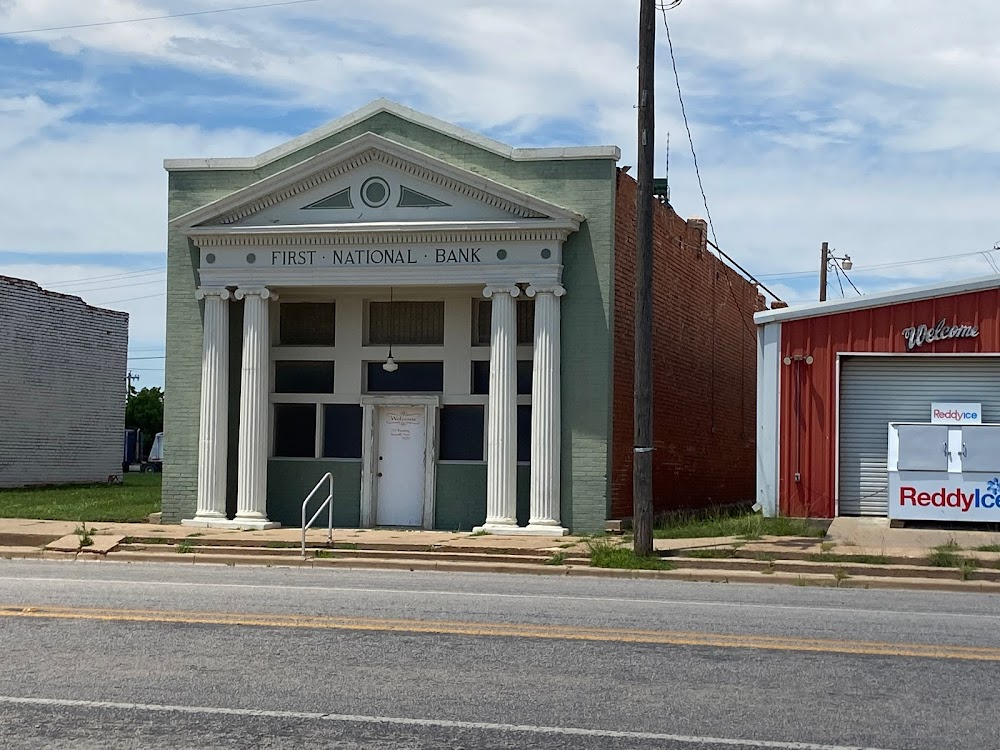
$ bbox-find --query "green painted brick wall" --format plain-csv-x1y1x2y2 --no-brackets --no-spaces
163,110,617,533
266,459,362,527
434,464,530,531
163,170,262,525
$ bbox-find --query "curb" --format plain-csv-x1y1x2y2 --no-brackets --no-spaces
3,548,1000,594
0,547,45,560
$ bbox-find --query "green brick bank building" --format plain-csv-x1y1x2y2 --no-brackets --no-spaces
162,99,758,535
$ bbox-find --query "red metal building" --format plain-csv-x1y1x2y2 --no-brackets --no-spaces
755,276,1000,518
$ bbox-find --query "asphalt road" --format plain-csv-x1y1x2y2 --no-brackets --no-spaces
0,559,998,749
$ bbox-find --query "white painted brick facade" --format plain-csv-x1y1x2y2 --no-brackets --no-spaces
0,276,129,488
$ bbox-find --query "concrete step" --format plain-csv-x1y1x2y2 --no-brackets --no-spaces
667,554,1000,582
0,533,65,547
668,546,1000,567
122,535,577,557
117,543,588,566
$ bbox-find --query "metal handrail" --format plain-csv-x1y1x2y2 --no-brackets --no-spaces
301,472,334,558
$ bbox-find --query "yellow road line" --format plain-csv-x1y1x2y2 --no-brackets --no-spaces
2,605,998,661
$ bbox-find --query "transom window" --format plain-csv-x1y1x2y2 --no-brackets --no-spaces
367,301,444,346
471,360,533,395
274,361,334,394
366,361,444,393
279,302,336,346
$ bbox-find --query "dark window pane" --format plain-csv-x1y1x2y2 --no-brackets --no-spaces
274,403,316,458
474,300,534,346
274,361,334,394
470,360,532,395
517,302,534,346
368,301,444,345
517,404,531,463
323,404,363,459
517,360,533,395
474,301,490,346
367,361,444,393
471,361,490,395
440,406,485,461
279,303,336,346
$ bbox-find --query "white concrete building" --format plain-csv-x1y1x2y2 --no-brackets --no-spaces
0,276,129,488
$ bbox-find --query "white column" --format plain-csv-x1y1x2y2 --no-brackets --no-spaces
233,287,279,529
474,284,519,533
183,287,231,527
526,284,569,535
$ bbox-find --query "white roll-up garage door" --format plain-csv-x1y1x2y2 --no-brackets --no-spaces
838,356,1000,516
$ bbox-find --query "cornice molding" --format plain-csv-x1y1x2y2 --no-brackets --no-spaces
213,149,547,225
198,265,563,289
188,226,573,248
164,98,620,172
170,133,585,233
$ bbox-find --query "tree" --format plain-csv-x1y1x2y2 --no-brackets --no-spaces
126,387,164,455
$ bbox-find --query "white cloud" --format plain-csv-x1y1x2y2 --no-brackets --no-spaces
0,0,997,318
0,108,286,254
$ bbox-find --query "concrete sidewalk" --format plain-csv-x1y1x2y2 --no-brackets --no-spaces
0,517,587,556
2,516,999,593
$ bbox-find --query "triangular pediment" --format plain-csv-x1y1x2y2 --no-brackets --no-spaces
171,133,583,235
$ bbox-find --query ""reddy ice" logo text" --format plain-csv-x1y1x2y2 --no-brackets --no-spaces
899,478,1000,511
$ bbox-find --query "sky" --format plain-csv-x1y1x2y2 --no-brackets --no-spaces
2,0,999,390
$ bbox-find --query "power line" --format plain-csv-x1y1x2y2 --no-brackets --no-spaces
758,249,994,280
58,277,165,295
55,269,165,289
832,263,846,298
0,0,323,37
659,4,762,339
840,266,863,296
32,266,166,288
96,292,167,305
705,238,784,304
127,356,165,361
660,4,717,249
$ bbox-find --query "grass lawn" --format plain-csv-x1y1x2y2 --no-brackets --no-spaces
588,539,675,571
0,473,161,523
653,510,827,540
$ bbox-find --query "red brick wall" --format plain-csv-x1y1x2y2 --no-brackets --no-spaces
610,170,764,519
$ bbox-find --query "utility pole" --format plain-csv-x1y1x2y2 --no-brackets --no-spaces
818,241,829,302
633,0,656,557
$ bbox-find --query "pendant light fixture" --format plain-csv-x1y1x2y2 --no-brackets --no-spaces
382,286,398,372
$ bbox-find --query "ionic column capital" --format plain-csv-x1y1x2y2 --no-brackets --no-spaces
234,287,278,302
483,284,520,299
195,287,232,301
526,284,566,298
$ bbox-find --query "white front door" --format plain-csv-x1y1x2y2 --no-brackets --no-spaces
376,406,427,526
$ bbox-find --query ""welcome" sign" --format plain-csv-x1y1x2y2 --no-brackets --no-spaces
901,318,979,350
